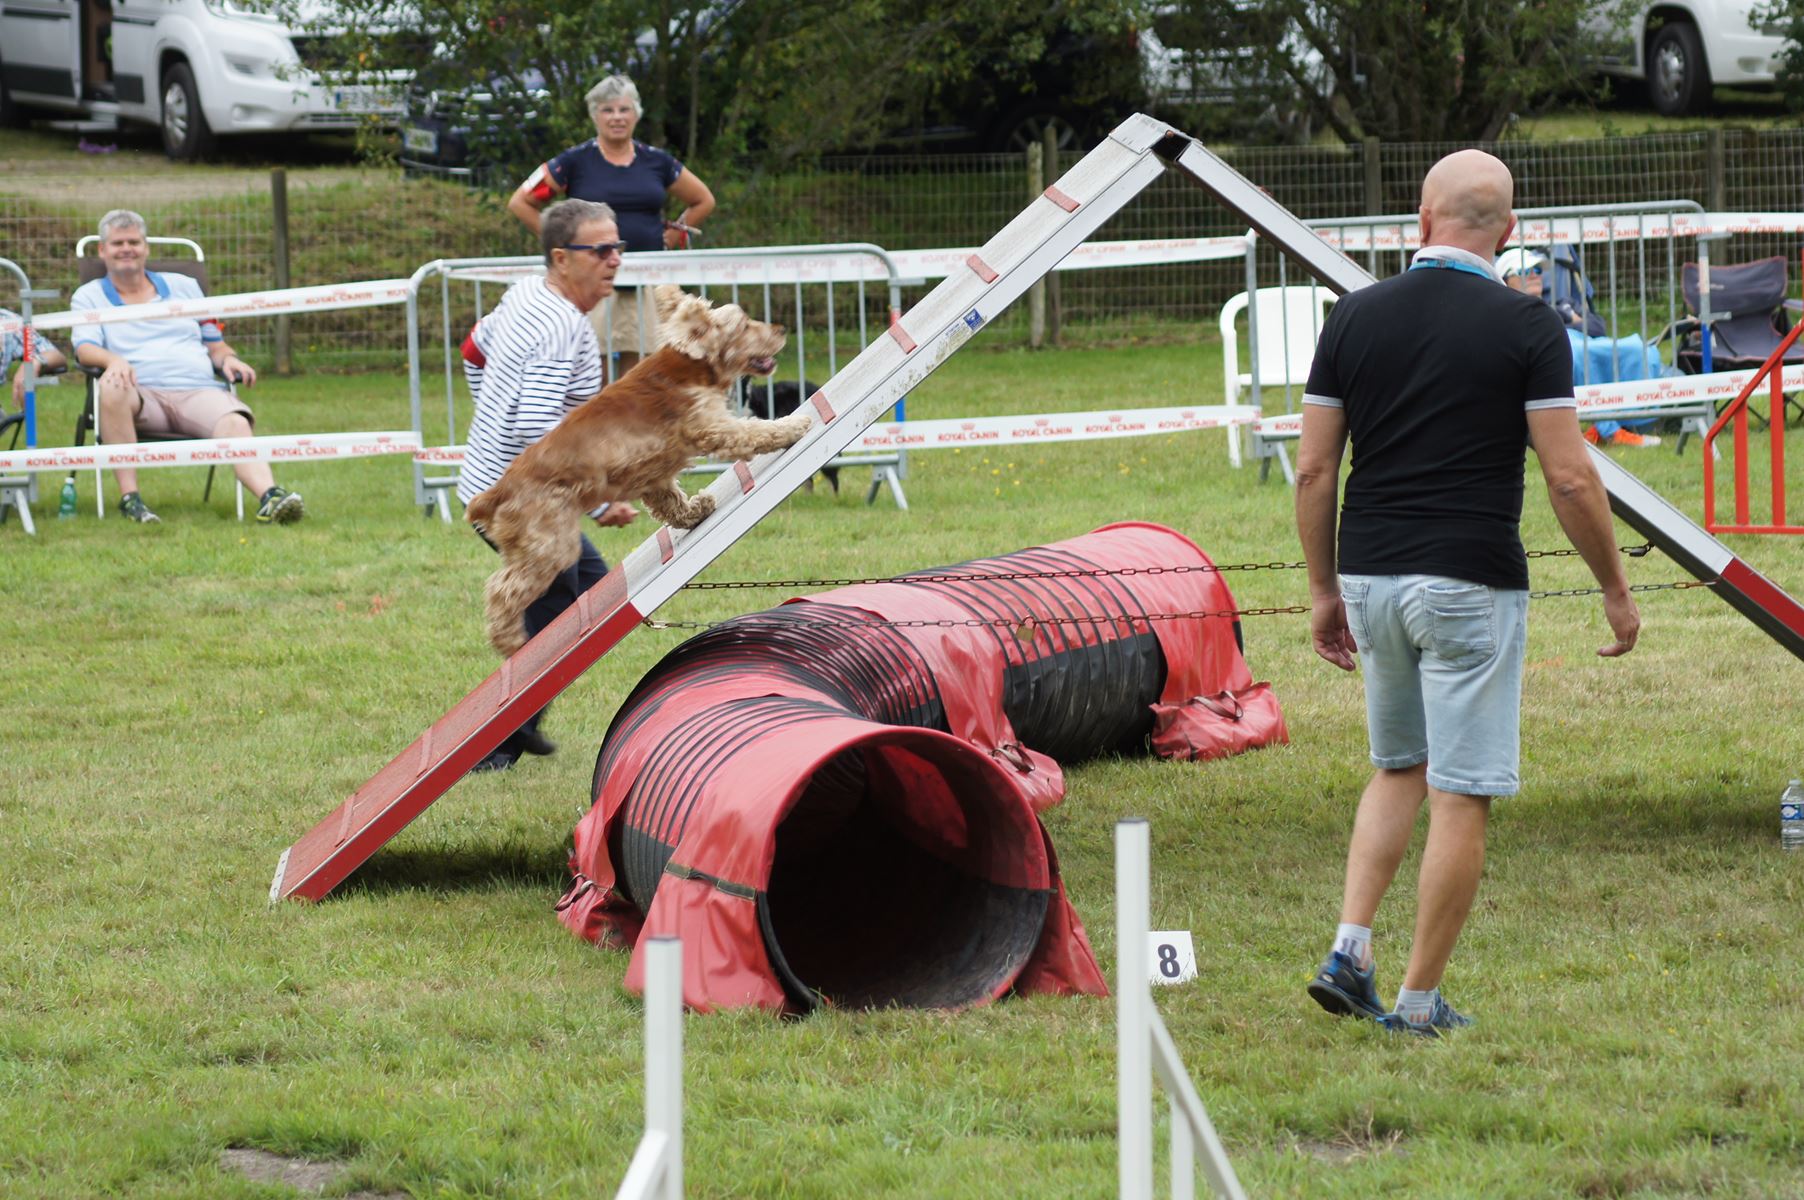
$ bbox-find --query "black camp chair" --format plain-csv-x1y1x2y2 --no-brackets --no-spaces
1676,255,1804,425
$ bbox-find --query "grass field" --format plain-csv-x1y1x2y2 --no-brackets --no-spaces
3,340,1802,1199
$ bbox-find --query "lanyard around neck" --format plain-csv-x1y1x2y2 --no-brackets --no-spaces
1409,256,1496,282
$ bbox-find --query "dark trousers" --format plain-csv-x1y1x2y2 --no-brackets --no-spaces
478,529,610,754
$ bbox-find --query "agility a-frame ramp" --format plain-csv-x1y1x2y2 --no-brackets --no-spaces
273,113,1804,903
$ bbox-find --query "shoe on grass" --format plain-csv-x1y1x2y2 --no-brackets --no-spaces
1307,950,1387,1020
1378,993,1473,1038
1582,425,1601,446
468,749,518,774
118,492,160,524
256,486,304,524
514,726,557,757
1608,428,1661,448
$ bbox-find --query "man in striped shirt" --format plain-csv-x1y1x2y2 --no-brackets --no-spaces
459,197,639,772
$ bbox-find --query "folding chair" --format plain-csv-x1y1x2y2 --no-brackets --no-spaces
1676,255,1804,426
70,235,243,518
1220,284,1334,475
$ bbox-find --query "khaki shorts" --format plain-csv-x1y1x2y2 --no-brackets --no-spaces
133,385,253,438
589,286,662,365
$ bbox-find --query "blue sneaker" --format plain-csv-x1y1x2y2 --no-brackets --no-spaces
1377,1012,1440,1038
1378,993,1473,1038
1307,950,1386,1020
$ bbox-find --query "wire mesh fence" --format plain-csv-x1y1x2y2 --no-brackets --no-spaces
4,127,1803,371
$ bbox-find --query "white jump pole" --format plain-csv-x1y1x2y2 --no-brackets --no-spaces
615,936,683,1200
1116,818,1154,1200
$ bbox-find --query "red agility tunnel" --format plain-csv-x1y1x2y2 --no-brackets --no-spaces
557,522,1287,1013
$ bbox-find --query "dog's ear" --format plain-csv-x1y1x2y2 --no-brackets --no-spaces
653,285,689,322
662,291,717,359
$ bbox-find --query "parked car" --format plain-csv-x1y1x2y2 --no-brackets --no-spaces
0,0,413,159
1590,1,1791,115
400,73,552,183
1137,2,1327,142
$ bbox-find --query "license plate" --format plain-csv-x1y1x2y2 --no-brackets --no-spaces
403,126,438,154
333,86,388,113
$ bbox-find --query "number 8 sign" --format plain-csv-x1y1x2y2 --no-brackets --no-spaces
1147,930,1197,985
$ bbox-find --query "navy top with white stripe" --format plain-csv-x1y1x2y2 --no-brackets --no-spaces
457,274,603,505
1301,245,1576,590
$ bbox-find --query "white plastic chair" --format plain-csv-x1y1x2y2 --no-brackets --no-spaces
1219,285,1334,468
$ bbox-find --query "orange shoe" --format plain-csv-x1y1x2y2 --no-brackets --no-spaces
1608,428,1662,448
1582,425,1601,446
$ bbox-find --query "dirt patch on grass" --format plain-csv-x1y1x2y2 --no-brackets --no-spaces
219,1147,408,1198
1285,1128,1408,1165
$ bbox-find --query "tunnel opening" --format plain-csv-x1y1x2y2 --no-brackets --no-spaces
758,735,1052,1011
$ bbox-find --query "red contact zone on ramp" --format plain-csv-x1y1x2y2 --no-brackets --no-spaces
272,572,642,902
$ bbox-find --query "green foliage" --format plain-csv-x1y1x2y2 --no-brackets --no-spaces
1752,0,1804,112
1159,0,1616,143
289,0,1143,172
3,343,1803,1196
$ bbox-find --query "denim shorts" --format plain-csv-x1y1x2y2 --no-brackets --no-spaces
1339,574,1530,796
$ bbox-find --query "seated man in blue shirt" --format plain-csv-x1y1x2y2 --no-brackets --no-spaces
70,209,304,525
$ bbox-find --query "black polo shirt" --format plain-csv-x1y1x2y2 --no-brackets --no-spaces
1303,256,1576,590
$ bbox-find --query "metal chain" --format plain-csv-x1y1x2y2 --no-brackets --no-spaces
641,579,1713,633
1529,579,1715,600
681,543,1661,593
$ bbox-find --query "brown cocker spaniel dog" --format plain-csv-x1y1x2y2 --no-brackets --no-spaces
466,285,812,656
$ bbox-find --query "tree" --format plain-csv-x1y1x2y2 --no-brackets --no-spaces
297,0,1144,176
1150,0,1615,144
1752,0,1804,112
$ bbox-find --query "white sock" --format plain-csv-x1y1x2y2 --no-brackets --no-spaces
1394,986,1436,1024
1333,923,1372,970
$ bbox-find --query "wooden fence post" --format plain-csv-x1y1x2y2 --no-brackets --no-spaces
1705,128,1726,215
1027,141,1045,349
1363,137,1382,215
1043,125,1062,346
271,168,293,376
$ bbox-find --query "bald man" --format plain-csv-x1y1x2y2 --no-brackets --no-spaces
1294,149,1640,1036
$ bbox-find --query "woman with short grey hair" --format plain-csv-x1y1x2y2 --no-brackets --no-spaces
507,73,715,380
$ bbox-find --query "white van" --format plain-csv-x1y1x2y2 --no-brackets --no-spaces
1592,1,1791,115
0,0,409,159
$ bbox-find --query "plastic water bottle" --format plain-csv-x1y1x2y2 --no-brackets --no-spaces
1783,780,1804,851
56,476,77,518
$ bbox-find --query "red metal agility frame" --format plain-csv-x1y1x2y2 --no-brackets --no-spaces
1702,249,1804,535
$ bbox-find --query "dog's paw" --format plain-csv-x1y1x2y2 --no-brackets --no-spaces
779,412,813,442
674,493,716,528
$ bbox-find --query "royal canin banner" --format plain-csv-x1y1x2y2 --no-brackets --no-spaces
1254,365,1804,440
0,431,421,474
415,405,1258,468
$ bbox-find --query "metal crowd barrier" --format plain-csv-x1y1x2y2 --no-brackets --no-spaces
1243,200,1723,480
1,258,61,533
404,244,910,520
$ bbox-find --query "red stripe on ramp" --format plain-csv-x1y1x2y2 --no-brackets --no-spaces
1719,557,1804,649
888,321,918,353
1044,186,1079,212
809,391,836,422
276,571,644,901
966,254,999,283
734,461,755,493
657,527,674,563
